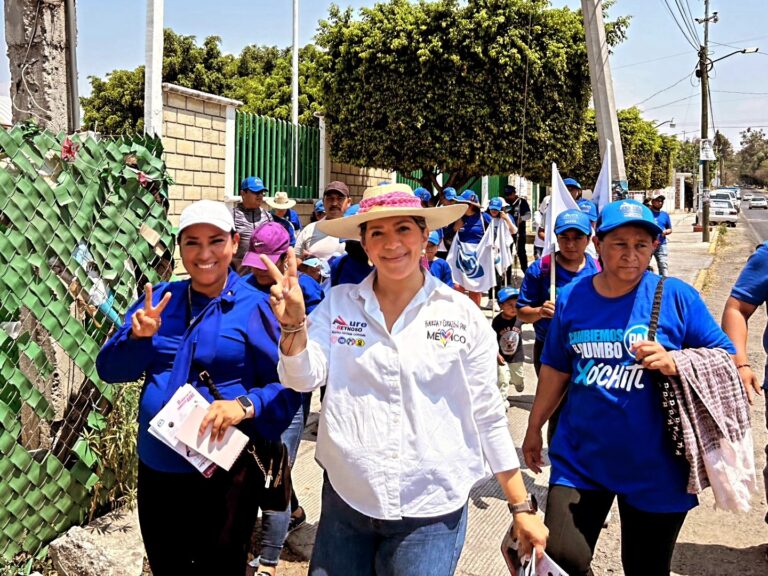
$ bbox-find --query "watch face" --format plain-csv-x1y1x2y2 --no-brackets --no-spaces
238,396,253,410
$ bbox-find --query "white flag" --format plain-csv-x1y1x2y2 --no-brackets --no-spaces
543,163,580,257
447,224,496,292
592,139,612,213
493,219,515,277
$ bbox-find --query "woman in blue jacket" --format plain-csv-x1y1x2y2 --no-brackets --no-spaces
96,200,300,576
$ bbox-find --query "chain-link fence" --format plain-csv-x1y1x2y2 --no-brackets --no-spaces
0,123,174,563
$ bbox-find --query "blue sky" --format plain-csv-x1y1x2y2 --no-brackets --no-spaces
2,0,766,146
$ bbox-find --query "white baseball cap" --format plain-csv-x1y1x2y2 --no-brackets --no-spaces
179,199,235,233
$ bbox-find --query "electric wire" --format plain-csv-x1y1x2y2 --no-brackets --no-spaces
659,0,699,50
632,71,696,107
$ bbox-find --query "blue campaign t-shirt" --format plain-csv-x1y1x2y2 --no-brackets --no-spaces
542,272,735,513
730,241,768,390
458,212,492,244
428,257,454,287
652,210,672,245
517,254,601,342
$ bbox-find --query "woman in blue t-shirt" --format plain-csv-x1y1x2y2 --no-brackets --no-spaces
522,200,735,576
452,190,492,306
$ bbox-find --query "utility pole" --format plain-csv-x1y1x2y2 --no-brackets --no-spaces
581,0,627,197
699,0,711,242
144,0,164,137
5,0,69,132
64,0,79,132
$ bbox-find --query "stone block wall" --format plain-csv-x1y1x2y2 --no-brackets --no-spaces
161,84,241,227
330,161,396,202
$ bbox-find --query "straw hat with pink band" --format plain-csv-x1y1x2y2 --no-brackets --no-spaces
316,183,467,241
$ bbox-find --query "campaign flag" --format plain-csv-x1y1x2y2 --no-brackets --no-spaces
447,224,496,292
493,219,515,277
543,163,580,257
592,139,613,213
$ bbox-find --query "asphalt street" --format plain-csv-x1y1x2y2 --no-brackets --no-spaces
742,195,768,243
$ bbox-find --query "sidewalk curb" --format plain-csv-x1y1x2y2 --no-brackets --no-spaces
694,227,720,291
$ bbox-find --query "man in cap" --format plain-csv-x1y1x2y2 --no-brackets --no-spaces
233,176,272,271
504,185,531,274
563,178,583,202
295,181,351,262
414,187,432,208
649,192,672,276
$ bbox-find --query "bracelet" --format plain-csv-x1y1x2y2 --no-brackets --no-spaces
280,318,306,334
736,363,751,370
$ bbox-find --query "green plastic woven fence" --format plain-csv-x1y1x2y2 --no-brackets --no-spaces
0,123,174,562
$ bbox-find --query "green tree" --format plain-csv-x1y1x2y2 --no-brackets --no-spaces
81,30,322,134
315,0,608,190
734,128,768,186
571,107,670,190
674,137,700,175
713,130,735,185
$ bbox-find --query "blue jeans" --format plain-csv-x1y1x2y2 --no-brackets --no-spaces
310,478,468,576
258,398,306,567
654,243,669,277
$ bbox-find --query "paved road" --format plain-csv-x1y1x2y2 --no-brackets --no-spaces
742,195,768,242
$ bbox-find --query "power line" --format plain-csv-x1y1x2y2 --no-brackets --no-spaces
632,70,696,106
712,89,768,96
674,0,700,46
613,51,691,70
659,0,699,50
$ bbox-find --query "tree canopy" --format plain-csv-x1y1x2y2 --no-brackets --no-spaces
570,107,678,190
81,29,323,134
315,0,627,190
734,128,768,186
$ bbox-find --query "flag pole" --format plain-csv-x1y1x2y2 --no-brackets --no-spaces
549,242,557,304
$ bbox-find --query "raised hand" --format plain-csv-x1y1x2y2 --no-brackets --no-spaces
261,248,306,326
131,283,172,339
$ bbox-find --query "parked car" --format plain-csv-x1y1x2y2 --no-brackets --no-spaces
750,196,768,209
699,199,738,226
712,190,740,212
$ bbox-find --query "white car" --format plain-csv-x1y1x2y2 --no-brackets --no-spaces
713,189,741,211
699,199,738,226
750,196,768,209
743,192,754,201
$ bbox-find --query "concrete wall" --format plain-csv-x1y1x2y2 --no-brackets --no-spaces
161,84,241,227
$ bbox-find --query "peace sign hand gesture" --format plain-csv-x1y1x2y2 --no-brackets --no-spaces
261,248,306,327
131,283,172,339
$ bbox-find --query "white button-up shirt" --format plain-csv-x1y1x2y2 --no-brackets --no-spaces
278,272,520,520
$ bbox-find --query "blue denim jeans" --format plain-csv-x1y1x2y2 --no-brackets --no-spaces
309,478,468,576
654,243,669,277
258,398,306,567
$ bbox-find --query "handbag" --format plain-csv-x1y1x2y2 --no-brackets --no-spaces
197,370,293,512
647,277,686,459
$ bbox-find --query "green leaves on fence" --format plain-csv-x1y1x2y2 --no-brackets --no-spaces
0,123,174,562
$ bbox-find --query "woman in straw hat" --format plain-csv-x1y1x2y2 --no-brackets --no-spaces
265,191,302,246
262,183,548,574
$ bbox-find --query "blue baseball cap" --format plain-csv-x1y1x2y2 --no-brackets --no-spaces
241,176,267,193
577,199,598,222
414,187,432,203
596,200,664,237
563,178,581,190
488,197,505,211
427,231,441,245
443,187,458,201
314,200,325,213
344,204,360,217
497,286,520,304
457,190,480,205
555,209,592,236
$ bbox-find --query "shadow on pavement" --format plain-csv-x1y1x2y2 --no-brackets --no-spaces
672,542,766,576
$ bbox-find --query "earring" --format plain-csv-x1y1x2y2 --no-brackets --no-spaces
367,258,373,267
421,247,426,256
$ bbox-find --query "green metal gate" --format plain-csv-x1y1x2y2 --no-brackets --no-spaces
234,112,320,199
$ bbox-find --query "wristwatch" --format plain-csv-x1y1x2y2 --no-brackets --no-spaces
236,395,253,417
508,495,538,515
